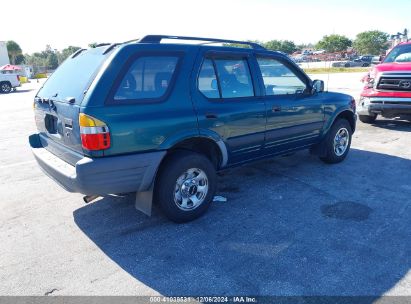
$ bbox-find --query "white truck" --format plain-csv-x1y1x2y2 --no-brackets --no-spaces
0,74,20,93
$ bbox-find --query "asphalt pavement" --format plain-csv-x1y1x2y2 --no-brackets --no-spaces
0,75,410,297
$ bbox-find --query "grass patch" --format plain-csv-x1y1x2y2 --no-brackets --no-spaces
303,67,369,74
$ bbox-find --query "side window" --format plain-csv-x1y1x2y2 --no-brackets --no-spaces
257,58,306,96
114,56,179,101
198,57,254,99
198,59,219,98
214,59,254,98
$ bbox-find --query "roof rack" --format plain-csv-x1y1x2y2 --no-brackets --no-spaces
138,35,266,50
102,43,122,55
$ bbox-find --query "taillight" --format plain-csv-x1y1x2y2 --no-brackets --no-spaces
17,75,20,82
79,113,110,151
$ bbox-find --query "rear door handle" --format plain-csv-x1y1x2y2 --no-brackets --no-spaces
272,106,281,112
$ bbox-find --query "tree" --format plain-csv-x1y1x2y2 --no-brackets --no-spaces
24,45,59,72
15,54,25,65
6,41,23,65
354,30,389,55
264,40,297,54
47,52,59,70
223,40,264,49
58,46,81,64
297,43,314,51
316,34,352,53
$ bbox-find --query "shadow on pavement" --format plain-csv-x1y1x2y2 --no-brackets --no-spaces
370,119,411,132
74,149,410,297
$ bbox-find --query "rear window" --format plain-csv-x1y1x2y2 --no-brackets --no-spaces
37,48,108,104
113,56,179,101
384,44,411,63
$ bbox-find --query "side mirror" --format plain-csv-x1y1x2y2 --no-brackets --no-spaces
312,79,324,94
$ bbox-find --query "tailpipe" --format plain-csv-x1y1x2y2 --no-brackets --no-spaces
83,195,100,204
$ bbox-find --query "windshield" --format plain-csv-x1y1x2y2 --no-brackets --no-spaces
383,44,411,63
36,48,109,104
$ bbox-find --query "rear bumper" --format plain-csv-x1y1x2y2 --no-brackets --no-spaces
29,134,166,196
357,97,411,117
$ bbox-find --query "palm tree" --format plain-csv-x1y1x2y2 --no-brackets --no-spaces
6,41,23,65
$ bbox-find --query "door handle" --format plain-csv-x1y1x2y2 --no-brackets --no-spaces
272,106,281,112
64,118,73,129
205,113,218,119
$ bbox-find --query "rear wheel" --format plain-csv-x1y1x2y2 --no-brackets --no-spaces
320,119,352,164
155,151,217,223
359,114,377,124
0,82,12,93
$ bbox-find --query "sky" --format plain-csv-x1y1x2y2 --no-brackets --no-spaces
2,0,411,54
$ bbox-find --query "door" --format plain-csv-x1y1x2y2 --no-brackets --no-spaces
255,56,325,153
191,51,266,165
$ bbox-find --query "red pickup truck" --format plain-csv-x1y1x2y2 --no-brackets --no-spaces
358,42,411,123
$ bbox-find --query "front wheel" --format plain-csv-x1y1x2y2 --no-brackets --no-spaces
320,119,352,164
155,151,217,223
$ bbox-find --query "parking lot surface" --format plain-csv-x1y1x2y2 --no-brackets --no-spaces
0,74,410,297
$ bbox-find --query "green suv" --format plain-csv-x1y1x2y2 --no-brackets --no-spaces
29,35,357,222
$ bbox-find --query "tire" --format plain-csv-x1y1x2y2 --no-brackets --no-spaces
359,114,377,124
320,119,352,164
0,82,12,93
155,151,217,223
362,63,370,67
344,63,350,68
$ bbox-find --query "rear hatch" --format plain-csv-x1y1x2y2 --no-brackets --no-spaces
34,47,110,165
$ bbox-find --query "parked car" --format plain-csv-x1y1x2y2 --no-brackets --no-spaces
332,55,373,68
313,49,325,55
0,74,20,93
29,35,357,222
358,42,411,123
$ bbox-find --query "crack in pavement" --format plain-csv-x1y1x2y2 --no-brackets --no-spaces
44,288,58,296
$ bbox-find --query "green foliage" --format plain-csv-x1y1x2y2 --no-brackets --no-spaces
224,39,296,54
264,40,297,54
24,45,58,72
316,34,352,53
223,40,264,49
297,43,314,51
304,67,369,74
58,46,81,64
353,30,389,55
15,54,25,65
6,41,23,64
88,42,99,48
